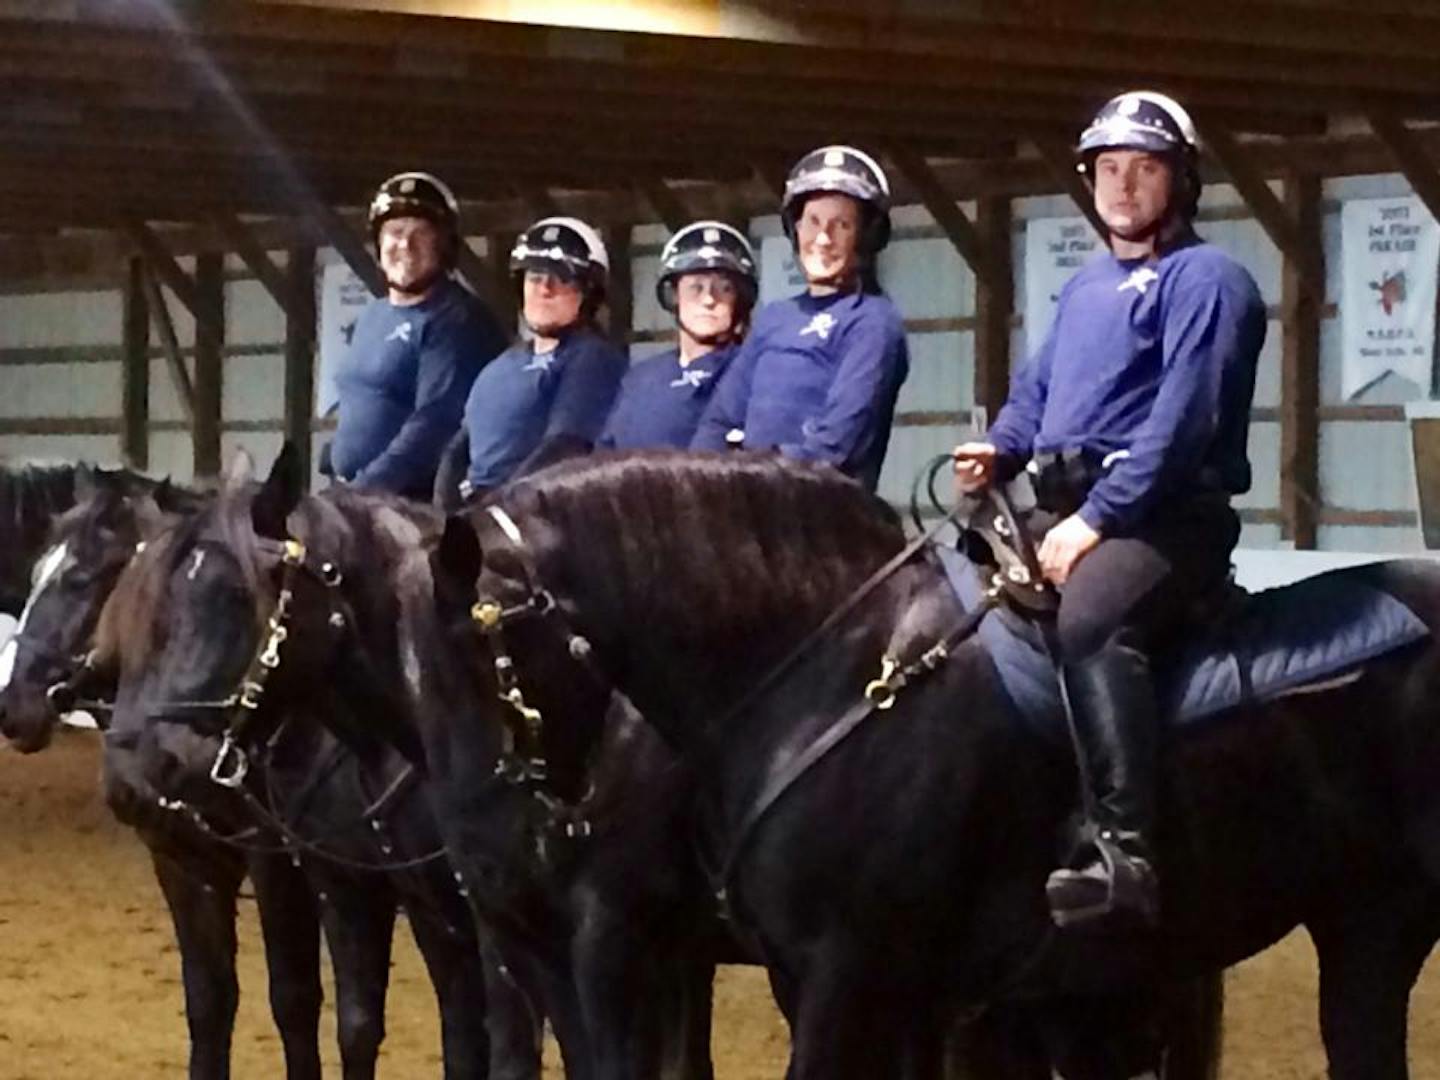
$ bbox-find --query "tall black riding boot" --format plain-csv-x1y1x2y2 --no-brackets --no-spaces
1045,639,1160,928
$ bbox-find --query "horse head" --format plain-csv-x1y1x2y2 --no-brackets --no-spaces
110,444,426,831
0,468,197,752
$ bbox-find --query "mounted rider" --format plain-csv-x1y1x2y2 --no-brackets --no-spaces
328,172,506,501
437,216,628,506
598,221,758,450
692,145,909,492
954,91,1266,927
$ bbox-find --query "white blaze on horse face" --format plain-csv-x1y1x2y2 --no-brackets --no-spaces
0,541,69,690
186,548,206,581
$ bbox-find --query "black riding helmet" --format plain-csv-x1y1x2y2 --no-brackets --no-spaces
510,217,610,315
368,171,462,266
1077,91,1202,224
655,221,759,315
780,145,892,257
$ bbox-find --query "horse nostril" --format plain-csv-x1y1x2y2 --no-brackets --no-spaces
46,683,76,715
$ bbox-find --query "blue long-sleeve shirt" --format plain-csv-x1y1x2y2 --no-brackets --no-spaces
691,290,908,491
330,279,506,497
987,239,1265,536
597,345,737,450
463,328,628,489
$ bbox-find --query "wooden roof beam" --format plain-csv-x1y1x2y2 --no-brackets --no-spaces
1031,136,1107,239
138,262,197,425
1197,119,1325,306
887,145,1002,291
641,181,689,234
1366,111,1440,227
305,200,383,297
213,213,298,319
125,219,225,347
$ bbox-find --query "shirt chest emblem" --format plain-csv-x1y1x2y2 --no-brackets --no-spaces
799,312,837,340
1117,268,1160,296
385,321,414,344
670,367,713,390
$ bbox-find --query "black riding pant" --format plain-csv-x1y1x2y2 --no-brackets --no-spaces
1049,495,1240,664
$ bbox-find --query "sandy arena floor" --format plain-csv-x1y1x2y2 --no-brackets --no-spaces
2,731,1438,1079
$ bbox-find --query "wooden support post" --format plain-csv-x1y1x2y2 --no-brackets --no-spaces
121,256,149,471
1199,120,1325,307
140,264,196,424
284,247,316,487
604,223,633,350
972,196,1014,425
192,252,224,480
1366,112,1440,226
642,181,690,234
1032,136,1109,239
1280,171,1322,549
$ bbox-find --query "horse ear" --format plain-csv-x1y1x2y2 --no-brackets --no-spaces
436,514,484,587
222,449,256,493
74,462,97,504
251,443,304,541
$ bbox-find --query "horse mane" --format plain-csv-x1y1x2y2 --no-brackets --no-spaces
495,451,907,647
95,482,440,681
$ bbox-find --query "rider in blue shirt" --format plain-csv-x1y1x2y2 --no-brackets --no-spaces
955,92,1266,928
437,217,627,505
328,172,506,500
692,146,909,492
599,221,758,450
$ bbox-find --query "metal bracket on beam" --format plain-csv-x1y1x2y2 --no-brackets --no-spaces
1366,111,1440,226
887,145,1002,290
1031,137,1109,240
1198,120,1325,306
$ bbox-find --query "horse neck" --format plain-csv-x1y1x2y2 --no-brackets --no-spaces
561,535,909,752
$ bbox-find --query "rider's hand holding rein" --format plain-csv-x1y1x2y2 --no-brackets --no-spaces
952,441,998,494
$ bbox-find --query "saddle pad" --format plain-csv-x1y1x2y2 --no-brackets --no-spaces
936,546,1431,738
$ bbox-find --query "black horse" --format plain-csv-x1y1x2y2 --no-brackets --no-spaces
106,448,727,1080
417,449,1440,1080
0,467,330,1080
97,460,538,1080
122,447,1224,1080
0,460,90,616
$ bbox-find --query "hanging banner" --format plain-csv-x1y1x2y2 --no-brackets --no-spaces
1023,217,1102,354
1341,194,1439,399
316,259,374,418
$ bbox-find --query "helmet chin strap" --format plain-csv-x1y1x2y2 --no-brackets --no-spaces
677,316,737,349
386,267,446,298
